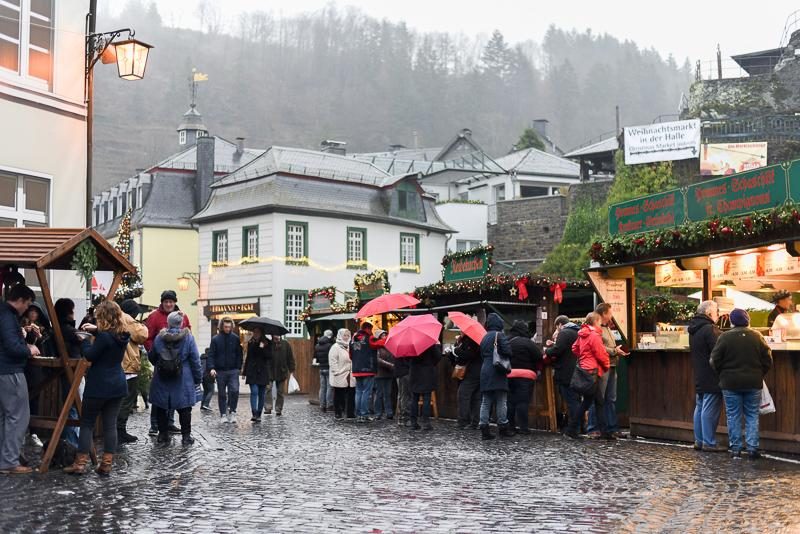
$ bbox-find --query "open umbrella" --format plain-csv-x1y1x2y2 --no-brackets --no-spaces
238,316,289,336
384,314,442,357
447,311,486,345
356,293,420,319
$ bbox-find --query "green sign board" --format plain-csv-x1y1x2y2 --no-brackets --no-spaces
608,189,684,236
357,282,385,301
686,163,787,221
444,250,491,282
787,160,800,202
311,294,332,313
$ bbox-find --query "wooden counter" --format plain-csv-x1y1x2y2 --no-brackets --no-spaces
628,349,800,454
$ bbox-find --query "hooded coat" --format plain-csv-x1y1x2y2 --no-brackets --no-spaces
545,323,579,385
120,312,148,374
572,324,610,377
82,330,131,398
479,313,511,392
687,314,722,394
453,335,482,380
329,335,355,388
508,320,543,371
409,344,442,393
314,335,334,369
149,328,202,410
244,336,272,386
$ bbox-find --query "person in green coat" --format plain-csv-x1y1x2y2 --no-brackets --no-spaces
266,335,296,416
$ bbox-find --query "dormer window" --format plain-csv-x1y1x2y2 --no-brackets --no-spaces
197,130,207,138
179,130,187,145
394,181,422,221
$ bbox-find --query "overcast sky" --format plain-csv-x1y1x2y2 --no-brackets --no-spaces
107,0,796,64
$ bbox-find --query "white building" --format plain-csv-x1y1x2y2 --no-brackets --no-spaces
0,1,87,301
192,146,453,347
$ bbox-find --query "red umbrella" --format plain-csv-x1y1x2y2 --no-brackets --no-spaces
447,312,487,345
384,314,442,357
356,293,420,319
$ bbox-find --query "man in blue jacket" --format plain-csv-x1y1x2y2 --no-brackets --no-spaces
0,285,39,474
208,317,243,423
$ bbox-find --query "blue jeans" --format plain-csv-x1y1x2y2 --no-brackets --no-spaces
693,392,722,447
588,367,617,432
723,389,761,453
216,369,240,415
374,377,394,417
250,384,267,416
479,390,508,427
319,369,334,408
355,376,376,418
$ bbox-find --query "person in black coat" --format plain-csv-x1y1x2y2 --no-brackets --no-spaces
313,330,335,412
453,334,482,429
395,356,411,426
479,313,513,440
507,321,543,434
688,301,723,451
244,327,272,422
408,344,441,431
545,315,580,433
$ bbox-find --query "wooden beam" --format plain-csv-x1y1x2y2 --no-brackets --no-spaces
677,256,709,271
106,270,123,301
702,269,712,302
39,358,89,473
607,266,635,279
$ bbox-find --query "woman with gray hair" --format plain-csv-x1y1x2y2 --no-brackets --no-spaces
688,300,723,452
329,328,356,420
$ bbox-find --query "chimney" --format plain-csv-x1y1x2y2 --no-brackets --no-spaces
320,139,346,156
196,136,215,211
388,143,406,153
532,119,549,140
235,137,245,157
460,128,473,138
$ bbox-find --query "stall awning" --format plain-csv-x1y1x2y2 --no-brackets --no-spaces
385,300,537,314
306,312,357,323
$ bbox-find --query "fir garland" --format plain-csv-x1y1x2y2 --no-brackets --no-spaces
70,240,98,289
413,272,589,301
637,295,695,324
308,286,336,301
590,202,800,265
441,245,494,267
353,269,391,294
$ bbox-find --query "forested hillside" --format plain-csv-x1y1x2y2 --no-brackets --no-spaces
93,1,692,191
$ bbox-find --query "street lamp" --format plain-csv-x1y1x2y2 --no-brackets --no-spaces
85,1,153,227
177,272,200,291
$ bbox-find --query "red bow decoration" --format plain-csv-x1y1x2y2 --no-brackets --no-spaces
549,281,567,304
515,277,529,301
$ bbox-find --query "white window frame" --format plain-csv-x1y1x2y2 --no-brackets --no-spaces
215,231,228,264
0,0,53,91
0,166,49,227
347,229,364,263
284,291,306,337
286,222,306,262
493,184,506,202
246,227,258,258
178,130,187,145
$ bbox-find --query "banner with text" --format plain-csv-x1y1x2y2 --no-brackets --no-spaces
444,250,491,282
700,142,768,176
655,262,703,287
608,189,684,235
587,271,629,341
686,163,787,221
624,119,701,165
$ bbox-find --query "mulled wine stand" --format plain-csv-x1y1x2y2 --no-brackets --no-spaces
4,228,136,472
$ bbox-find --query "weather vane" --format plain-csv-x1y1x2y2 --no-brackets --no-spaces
190,67,208,107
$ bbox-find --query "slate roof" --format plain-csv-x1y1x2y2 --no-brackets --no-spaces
564,136,619,159
150,137,263,174
493,148,580,178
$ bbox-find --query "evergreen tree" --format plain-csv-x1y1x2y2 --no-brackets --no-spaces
481,30,512,79
513,127,545,152
114,210,143,300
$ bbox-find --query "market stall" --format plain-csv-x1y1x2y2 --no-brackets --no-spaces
589,159,800,453
0,228,136,472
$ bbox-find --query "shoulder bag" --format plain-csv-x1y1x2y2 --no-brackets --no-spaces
492,333,511,374
570,366,597,396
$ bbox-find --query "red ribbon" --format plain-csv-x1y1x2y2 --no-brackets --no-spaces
516,277,529,301
549,282,567,304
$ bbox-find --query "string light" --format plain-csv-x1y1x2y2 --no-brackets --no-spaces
207,256,421,275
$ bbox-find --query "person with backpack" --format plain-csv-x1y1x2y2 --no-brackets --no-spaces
208,317,243,423
148,311,202,445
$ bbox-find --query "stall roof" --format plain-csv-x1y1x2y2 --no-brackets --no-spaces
306,312,357,323
384,301,537,314
0,228,135,272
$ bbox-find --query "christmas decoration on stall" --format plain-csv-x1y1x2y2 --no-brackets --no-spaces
354,269,391,299
590,202,800,266
549,281,567,304
70,240,98,298
636,295,695,327
440,244,494,279
113,209,143,300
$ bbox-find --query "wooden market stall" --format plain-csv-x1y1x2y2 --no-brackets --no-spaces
1,228,136,472
588,159,800,453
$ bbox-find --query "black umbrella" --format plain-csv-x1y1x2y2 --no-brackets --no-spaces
238,316,289,336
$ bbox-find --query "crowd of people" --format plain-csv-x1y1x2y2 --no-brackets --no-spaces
0,282,776,478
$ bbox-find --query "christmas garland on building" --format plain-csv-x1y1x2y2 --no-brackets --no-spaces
441,245,494,268
637,295,695,324
353,269,391,294
413,272,589,304
590,202,800,266
308,286,336,302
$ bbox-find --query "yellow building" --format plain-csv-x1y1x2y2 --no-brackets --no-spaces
93,105,261,325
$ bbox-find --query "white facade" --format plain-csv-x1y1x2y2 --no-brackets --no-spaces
0,1,87,304
196,212,448,349
435,203,488,252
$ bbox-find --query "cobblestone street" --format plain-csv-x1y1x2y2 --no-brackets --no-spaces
3,394,800,533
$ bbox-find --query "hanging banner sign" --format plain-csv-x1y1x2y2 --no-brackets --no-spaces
655,262,703,287
204,302,259,319
710,253,760,281
700,142,768,176
686,163,787,221
762,249,800,276
443,250,491,282
608,189,684,235
624,119,701,165
311,294,333,313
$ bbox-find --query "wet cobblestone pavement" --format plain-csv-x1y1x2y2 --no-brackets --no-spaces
3,394,800,533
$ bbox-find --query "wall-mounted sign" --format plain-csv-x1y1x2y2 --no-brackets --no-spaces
357,281,385,301
624,119,701,165
587,271,629,342
686,163,787,221
710,253,760,281
763,248,800,276
655,262,703,287
608,189,684,235
311,294,333,314
443,250,491,282
700,142,768,176
204,302,260,319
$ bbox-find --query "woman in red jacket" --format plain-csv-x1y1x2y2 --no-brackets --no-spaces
565,312,613,440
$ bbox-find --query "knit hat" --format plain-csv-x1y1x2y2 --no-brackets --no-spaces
729,308,750,327
119,299,140,318
374,328,387,339
167,311,184,329
323,329,333,338
773,289,792,303
161,290,178,303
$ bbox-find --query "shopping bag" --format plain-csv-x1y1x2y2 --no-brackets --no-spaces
287,373,301,395
760,381,776,415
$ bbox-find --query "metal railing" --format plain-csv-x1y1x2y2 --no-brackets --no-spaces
701,114,800,143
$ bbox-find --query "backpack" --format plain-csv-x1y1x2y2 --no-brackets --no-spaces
156,340,182,380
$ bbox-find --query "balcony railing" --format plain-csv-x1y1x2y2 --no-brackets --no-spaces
701,114,800,144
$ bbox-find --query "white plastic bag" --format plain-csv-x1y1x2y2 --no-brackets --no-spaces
760,381,776,415
287,373,300,395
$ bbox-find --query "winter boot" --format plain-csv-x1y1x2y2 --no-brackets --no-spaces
499,424,515,438
157,431,169,444
96,453,113,476
182,434,195,446
63,453,90,475
480,425,495,440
